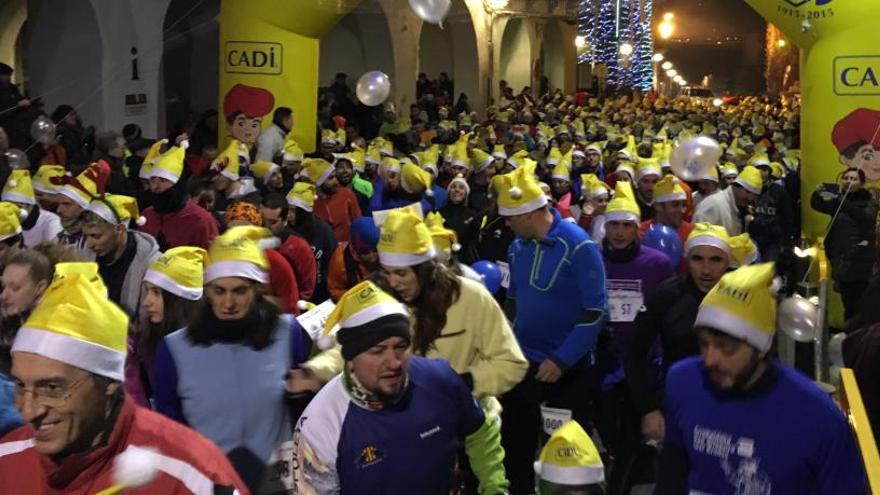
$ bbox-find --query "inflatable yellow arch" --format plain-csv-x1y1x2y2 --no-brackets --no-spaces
746,0,880,237
217,0,360,153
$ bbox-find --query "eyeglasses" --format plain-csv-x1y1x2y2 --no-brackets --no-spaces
14,375,89,407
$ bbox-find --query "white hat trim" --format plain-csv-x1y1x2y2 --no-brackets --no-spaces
475,156,495,173
572,150,586,158
637,167,661,180
88,201,125,225
694,304,773,352
587,189,610,200
0,226,22,242
2,191,35,206
144,269,203,301
283,152,304,162
33,183,59,194
734,177,761,195
551,171,570,181
314,164,335,187
342,301,409,329
492,151,507,159
13,327,124,381
684,235,731,257
498,194,548,217
59,185,90,208
654,191,687,203
220,168,240,181
603,211,639,224
378,248,436,268
150,167,182,184
287,196,314,213
259,164,281,185
205,260,267,284
535,461,605,485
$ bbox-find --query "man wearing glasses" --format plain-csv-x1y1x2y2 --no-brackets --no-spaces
0,263,248,494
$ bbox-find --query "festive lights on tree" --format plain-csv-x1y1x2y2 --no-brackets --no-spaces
578,0,654,91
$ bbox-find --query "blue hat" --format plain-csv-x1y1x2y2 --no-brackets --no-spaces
350,217,380,254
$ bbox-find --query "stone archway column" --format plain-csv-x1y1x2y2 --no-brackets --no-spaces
376,0,421,116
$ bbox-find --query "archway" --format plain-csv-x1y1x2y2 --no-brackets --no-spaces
0,0,26,86
539,20,566,96
162,0,219,137
417,0,479,112
499,17,533,95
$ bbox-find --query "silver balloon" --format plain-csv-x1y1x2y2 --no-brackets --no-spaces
777,295,818,343
5,149,29,170
356,71,392,107
669,136,722,182
408,0,451,26
30,115,56,144
828,332,847,368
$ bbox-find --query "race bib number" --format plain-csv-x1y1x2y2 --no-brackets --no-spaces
296,299,337,341
607,279,644,323
267,440,295,492
540,404,572,436
496,261,511,289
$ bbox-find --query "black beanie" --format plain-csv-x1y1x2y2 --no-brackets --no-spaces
337,314,411,361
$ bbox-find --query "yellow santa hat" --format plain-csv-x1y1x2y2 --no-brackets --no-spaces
0,202,24,241
615,161,635,181
604,181,640,224
341,146,367,173
472,148,495,173
380,157,403,177
2,169,35,205
699,164,720,183
769,162,785,180
507,149,530,169
287,182,316,212
636,156,662,181
252,160,281,185
729,233,759,268
415,146,440,176
734,165,763,195
747,152,771,168
298,158,335,186
317,280,410,354
492,144,507,160
321,128,338,145
694,263,777,352
144,246,208,301
581,174,610,199
87,194,145,226
151,140,188,184
451,138,472,170
58,161,110,208
401,162,433,196
211,139,248,180
53,261,106,293
491,161,548,216
378,208,435,267
685,222,732,258
13,265,129,380
547,146,564,166
721,162,739,179
533,420,604,486
424,211,460,260
282,134,304,162
653,175,687,203
205,225,276,284
33,165,66,195
551,163,571,182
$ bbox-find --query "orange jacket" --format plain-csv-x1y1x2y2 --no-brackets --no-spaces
327,243,375,302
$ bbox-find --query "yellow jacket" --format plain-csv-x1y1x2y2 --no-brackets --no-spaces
305,276,527,416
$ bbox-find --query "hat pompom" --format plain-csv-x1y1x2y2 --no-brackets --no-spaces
317,333,335,350
17,208,27,221
112,446,160,488
425,188,434,197
770,276,783,296
297,300,313,312
509,186,522,199
8,179,16,188
258,237,281,250
136,216,146,226
452,243,461,252
179,139,189,150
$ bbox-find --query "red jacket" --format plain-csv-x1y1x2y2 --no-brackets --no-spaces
266,248,299,313
277,233,317,300
140,200,219,251
314,188,362,243
0,395,248,494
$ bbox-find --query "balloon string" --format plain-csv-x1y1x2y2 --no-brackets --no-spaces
4,0,210,154
799,119,880,284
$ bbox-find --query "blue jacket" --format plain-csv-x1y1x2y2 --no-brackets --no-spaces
153,314,310,463
508,209,607,367
0,374,22,437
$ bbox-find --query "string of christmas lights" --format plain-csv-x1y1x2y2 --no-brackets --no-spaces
578,0,654,90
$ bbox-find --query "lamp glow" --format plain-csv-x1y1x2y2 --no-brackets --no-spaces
619,42,634,57
661,61,673,70
652,53,664,62
575,35,586,49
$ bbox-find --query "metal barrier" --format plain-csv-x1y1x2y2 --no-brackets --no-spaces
838,368,880,493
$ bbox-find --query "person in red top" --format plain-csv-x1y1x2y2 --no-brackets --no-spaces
225,201,300,313
311,160,362,243
0,266,247,494
140,137,219,251
261,192,318,301
639,175,694,248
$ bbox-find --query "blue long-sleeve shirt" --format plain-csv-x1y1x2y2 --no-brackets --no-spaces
0,374,22,437
507,208,607,367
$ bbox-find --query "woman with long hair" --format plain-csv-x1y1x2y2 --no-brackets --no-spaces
301,209,526,418
152,226,312,490
124,246,206,407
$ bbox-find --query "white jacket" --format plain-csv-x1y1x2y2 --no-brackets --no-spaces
693,187,743,236
22,208,63,247
255,124,287,162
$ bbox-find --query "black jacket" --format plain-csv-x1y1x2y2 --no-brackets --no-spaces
623,274,706,416
439,202,481,265
749,181,795,257
811,186,878,282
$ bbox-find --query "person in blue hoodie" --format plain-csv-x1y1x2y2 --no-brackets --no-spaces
493,164,607,494
657,263,866,495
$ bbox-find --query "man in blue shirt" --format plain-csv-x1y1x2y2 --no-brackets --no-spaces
657,263,866,494
293,281,508,494
492,164,607,494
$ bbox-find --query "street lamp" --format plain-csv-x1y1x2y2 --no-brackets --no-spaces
659,13,675,40
661,61,673,71
652,53,664,63
666,69,678,78
663,12,674,21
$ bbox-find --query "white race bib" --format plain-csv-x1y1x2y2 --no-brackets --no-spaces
607,279,644,323
266,440,295,492
540,404,572,436
496,261,511,289
296,299,337,341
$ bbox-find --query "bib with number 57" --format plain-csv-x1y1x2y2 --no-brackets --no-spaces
607,279,644,323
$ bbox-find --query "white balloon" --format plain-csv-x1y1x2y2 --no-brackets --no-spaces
30,115,56,144
669,136,721,182
828,332,847,368
408,0,451,26
777,295,818,343
356,71,392,107
5,149,29,170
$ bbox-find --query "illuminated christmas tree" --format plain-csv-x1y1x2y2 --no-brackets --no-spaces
579,0,654,91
